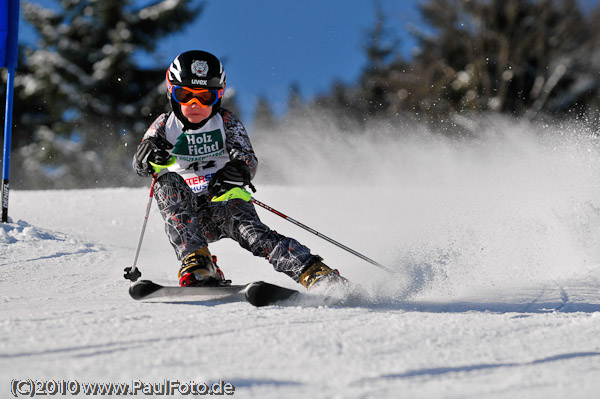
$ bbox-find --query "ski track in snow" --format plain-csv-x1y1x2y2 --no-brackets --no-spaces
2,122,600,398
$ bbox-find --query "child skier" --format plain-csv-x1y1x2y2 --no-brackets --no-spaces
133,50,345,290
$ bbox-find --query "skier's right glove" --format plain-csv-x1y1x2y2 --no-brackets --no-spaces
134,136,174,176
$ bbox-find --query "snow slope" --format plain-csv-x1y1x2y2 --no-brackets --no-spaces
2,117,600,398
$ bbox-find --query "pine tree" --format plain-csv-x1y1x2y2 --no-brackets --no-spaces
360,0,400,117
411,0,590,119
286,82,304,120
253,95,277,134
10,0,202,188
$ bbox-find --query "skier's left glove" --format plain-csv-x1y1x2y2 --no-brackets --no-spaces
208,160,256,197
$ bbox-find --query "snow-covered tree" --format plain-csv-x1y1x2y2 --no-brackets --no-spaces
253,95,277,133
9,0,202,188
410,0,591,118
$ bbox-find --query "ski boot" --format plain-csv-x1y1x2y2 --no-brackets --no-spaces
178,247,226,287
298,257,347,291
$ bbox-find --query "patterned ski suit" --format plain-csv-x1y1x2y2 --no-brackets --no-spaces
133,108,313,281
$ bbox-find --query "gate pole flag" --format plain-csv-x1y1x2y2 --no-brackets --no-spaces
1,0,20,223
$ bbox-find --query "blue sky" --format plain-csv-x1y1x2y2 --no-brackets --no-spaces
20,0,422,122
174,0,597,121
20,0,598,123
154,0,421,120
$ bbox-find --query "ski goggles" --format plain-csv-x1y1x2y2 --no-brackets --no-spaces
166,75,225,107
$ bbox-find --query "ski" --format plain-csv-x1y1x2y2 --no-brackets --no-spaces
244,281,300,307
129,279,300,306
129,280,247,302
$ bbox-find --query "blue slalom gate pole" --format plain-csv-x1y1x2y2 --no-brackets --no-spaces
2,67,15,222
1,0,20,223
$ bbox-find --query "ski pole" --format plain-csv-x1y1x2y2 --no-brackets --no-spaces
124,173,158,281
251,197,395,273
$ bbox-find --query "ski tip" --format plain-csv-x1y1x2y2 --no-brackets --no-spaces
129,279,162,300
245,281,299,307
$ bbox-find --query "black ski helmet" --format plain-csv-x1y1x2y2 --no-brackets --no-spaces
166,50,227,129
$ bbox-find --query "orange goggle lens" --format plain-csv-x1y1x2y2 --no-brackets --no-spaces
171,86,222,107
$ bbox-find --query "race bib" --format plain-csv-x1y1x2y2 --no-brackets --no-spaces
172,129,225,162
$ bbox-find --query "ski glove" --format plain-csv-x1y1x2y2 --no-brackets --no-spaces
208,160,256,197
134,136,174,176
